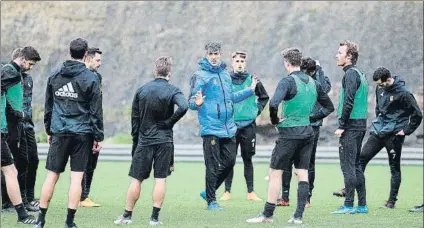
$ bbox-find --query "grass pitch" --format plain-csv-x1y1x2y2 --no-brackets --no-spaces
1,161,423,228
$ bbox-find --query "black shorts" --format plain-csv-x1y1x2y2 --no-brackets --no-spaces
1,135,14,167
270,137,314,170
236,123,256,159
46,134,93,173
129,143,174,181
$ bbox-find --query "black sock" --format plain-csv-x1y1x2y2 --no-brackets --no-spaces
294,181,309,218
123,209,132,218
151,207,161,220
14,203,28,219
66,208,76,225
37,207,48,223
262,202,276,218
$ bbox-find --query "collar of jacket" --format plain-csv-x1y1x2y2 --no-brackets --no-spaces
10,61,21,72
198,57,226,73
342,64,355,72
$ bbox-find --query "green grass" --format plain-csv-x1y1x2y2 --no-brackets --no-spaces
1,162,423,228
103,133,132,144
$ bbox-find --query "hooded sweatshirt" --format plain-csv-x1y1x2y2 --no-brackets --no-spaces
44,60,104,141
372,76,423,137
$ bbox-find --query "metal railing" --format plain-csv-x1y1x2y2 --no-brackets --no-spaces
37,144,423,165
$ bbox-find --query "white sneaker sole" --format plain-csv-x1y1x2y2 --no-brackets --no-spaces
114,219,133,225
149,221,163,226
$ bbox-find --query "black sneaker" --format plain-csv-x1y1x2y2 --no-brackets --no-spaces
34,220,45,228
29,200,40,207
25,201,39,212
149,218,163,226
1,201,15,213
409,205,424,212
380,200,396,209
17,214,37,224
65,222,78,228
287,216,303,224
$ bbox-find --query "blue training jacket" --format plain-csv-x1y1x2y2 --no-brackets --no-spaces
188,58,254,138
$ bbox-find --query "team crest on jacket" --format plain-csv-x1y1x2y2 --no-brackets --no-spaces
390,96,393,101
213,79,218,85
211,139,216,145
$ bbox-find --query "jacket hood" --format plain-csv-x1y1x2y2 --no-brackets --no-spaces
198,58,226,73
384,76,405,92
59,60,87,77
311,65,322,80
230,71,250,85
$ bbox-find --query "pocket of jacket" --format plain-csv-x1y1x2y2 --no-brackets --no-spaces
217,103,221,119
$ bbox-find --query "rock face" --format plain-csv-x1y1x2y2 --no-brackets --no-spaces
1,1,422,146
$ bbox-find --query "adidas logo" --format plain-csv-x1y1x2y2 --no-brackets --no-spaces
55,82,78,98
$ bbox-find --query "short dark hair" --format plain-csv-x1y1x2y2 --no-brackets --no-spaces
70,38,88,59
372,67,391,82
18,46,41,62
231,51,247,59
87,47,102,58
300,57,316,75
340,40,359,65
154,56,173,77
205,42,221,53
281,48,302,66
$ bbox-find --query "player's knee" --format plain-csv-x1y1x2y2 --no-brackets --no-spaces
46,171,60,185
345,176,356,186
154,178,167,192
242,156,253,165
269,168,282,179
390,169,401,178
223,159,236,170
30,155,40,164
71,175,84,186
154,177,166,184
359,155,369,165
296,169,308,181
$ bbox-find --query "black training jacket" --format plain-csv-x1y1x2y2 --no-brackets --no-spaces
44,60,104,141
131,78,188,147
373,76,423,137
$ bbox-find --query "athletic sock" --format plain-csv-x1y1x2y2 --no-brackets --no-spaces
123,209,132,218
151,207,161,220
294,181,309,218
262,202,276,218
66,208,76,225
15,203,28,220
37,207,48,223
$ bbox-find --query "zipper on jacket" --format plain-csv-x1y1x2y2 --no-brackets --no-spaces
217,103,221,119
217,73,229,135
231,102,234,117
